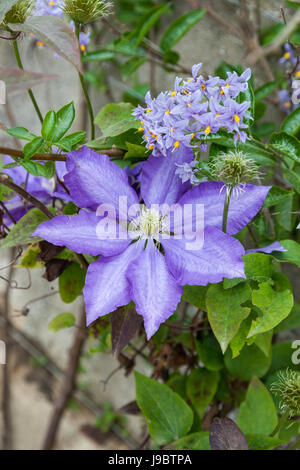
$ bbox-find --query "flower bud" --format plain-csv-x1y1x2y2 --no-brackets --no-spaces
210,150,260,197
3,0,33,25
271,369,300,417
63,0,111,25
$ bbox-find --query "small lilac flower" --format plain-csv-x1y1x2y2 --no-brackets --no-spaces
175,161,199,185
279,43,297,66
34,0,63,17
133,63,252,156
278,89,293,114
34,147,271,339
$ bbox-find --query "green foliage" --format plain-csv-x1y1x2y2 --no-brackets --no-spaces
95,102,139,137
59,262,86,303
186,369,219,420
48,313,76,332
135,371,193,445
237,376,278,435
160,9,206,52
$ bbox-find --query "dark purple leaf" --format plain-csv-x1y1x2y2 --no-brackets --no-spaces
38,241,64,262
8,16,82,72
0,66,58,94
110,306,143,356
43,259,71,282
209,417,249,450
118,400,141,415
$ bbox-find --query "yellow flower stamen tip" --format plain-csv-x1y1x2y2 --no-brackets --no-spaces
171,91,176,97
138,127,144,132
284,52,291,59
80,44,86,52
146,109,152,113
165,110,170,114
174,141,180,148
205,126,211,135
149,145,154,150
234,114,240,123
284,101,292,108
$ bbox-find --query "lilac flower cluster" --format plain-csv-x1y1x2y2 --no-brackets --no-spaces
133,64,252,156
278,43,300,114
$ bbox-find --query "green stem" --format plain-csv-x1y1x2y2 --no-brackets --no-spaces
270,409,290,437
75,24,95,140
222,188,232,233
13,40,43,125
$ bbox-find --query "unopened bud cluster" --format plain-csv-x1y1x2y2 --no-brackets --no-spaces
210,150,260,197
63,0,111,24
3,0,34,25
271,369,300,418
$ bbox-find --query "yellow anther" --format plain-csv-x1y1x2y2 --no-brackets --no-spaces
140,120,144,125
146,109,152,113
80,44,86,52
205,126,211,135
284,52,291,59
226,83,230,87
37,41,44,47
296,71,300,78
284,101,292,108
145,136,148,141
138,127,144,132
216,113,221,117
171,91,176,97
234,114,240,123
149,145,154,150
49,0,55,5
220,89,224,95
187,78,193,82
201,84,205,91
165,110,170,114
174,141,180,148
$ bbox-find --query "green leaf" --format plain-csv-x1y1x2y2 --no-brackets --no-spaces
237,376,278,435
206,282,252,353
0,0,18,22
23,137,44,160
186,369,219,420
59,262,86,303
249,273,294,337
0,183,14,201
6,127,36,142
268,342,300,375
195,334,223,371
182,285,207,311
21,160,55,179
82,49,115,62
160,9,206,52
274,303,300,332
252,122,276,138
129,4,170,47
48,313,75,332
281,106,300,135
135,371,193,445
121,57,146,80
50,102,75,142
270,132,300,164
170,432,210,450
254,81,278,101
273,239,300,267
263,186,292,208
224,344,272,380
95,102,139,137
243,252,274,282
246,434,283,450
41,110,56,141
56,131,86,151
124,141,148,160
230,316,252,358
260,23,285,46
283,165,300,193
166,373,187,400
253,330,273,357
1,208,53,248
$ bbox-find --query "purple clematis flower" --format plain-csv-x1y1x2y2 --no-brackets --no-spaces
33,147,270,339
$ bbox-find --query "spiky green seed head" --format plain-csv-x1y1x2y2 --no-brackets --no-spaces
271,369,300,418
63,0,111,24
210,150,260,195
3,0,34,25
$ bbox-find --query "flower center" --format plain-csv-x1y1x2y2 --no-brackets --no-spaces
129,206,168,241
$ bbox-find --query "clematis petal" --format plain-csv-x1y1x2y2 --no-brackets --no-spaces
245,241,286,254
84,243,142,325
33,210,130,257
127,242,183,339
64,147,139,217
163,227,245,286
140,146,193,206
176,181,270,235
